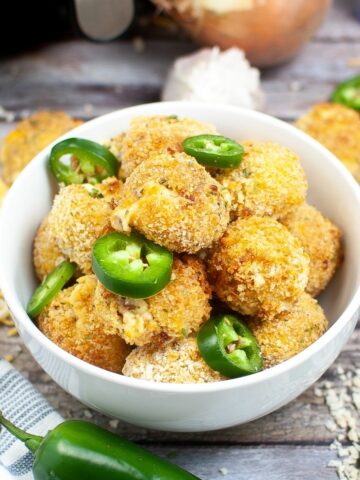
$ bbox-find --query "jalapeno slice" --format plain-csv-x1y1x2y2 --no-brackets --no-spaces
197,314,263,378
92,232,173,299
49,138,118,185
331,75,360,111
27,261,76,318
182,134,244,168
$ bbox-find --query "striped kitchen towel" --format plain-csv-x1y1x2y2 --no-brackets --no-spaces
0,358,63,479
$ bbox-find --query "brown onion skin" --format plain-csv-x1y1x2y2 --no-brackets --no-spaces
152,0,331,67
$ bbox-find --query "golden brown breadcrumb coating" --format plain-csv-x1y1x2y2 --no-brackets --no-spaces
216,141,307,219
47,182,121,274
246,292,328,368
281,203,342,297
0,111,82,185
118,115,217,178
33,216,67,281
207,216,309,318
92,256,211,346
296,103,360,182
123,336,225,383
111,152,231,253
37,277,130,373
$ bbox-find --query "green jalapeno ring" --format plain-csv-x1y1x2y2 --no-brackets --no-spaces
49,138,118,185
27,261,76,318
197,314,263,378
93,232,173,299
331,75,360,111
182,134,244,168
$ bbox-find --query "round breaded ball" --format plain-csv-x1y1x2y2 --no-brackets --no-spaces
216,141,307,219
281,204,342,297
0,178,8,206
111,152,231,253
47,183,117,274
207,216,309,318
92,255,211,346
123,337,224,383
33,216,67,281
0,111,82,185
296,103,360,182
37,277,131,373
118,115,217,178
246,292,328,368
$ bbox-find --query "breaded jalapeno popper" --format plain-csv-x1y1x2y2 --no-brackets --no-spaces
26,114,341,383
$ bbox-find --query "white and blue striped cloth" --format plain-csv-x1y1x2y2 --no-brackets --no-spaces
0,358,63,479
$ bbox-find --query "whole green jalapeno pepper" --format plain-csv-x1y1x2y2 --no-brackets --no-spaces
49,137,118,185
197,313,263,378
92,232,173,299
331,75,360,111
0,412,200,480
182,134,244,168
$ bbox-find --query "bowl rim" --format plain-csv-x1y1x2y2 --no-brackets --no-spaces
1,101,360,394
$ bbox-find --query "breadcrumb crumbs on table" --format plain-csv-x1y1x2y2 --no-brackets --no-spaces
316,365,360,480
207,216,310,318
117,115,217,179
112,152,231,253
281,203,342,297
246,292,328,368
216,141,307,220
37,278,131,373
123,337,225,383
296,103,360,183
0,111,83,185
92,256,211,346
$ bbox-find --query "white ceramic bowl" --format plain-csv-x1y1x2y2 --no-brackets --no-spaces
1,102,360,432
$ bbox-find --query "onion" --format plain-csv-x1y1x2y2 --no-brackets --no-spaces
152,0,331,67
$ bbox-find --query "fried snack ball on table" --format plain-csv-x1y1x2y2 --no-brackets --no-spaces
296,103,360,182
47,179,122,274
37,276,131,373
216,141,307,220
0,111,82,185
281,203,342,297
113,115,217,179
123,337,225,383
92,255,211,346
207,216,309,318
246,292,328,368
111,152,231,253
33,216,67,281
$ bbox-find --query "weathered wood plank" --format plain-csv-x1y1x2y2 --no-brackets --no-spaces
0,327,358,445
145,445,337,479
0,37,358,123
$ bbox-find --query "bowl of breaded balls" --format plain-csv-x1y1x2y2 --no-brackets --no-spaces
1,102,360,432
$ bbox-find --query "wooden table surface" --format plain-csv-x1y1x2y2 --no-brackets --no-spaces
0,1,359,478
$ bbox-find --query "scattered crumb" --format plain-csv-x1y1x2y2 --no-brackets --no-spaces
83,104,94,116
288,81,302,92
219,468,228,476
0,105,15,122
133,37,145,53
83,409,93,419
109,419,119,429
6,327,18,337
4,354,14,363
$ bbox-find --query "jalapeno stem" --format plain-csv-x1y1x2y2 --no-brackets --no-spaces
0,410,43,453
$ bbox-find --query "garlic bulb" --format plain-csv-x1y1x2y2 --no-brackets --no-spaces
162,47,264,110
